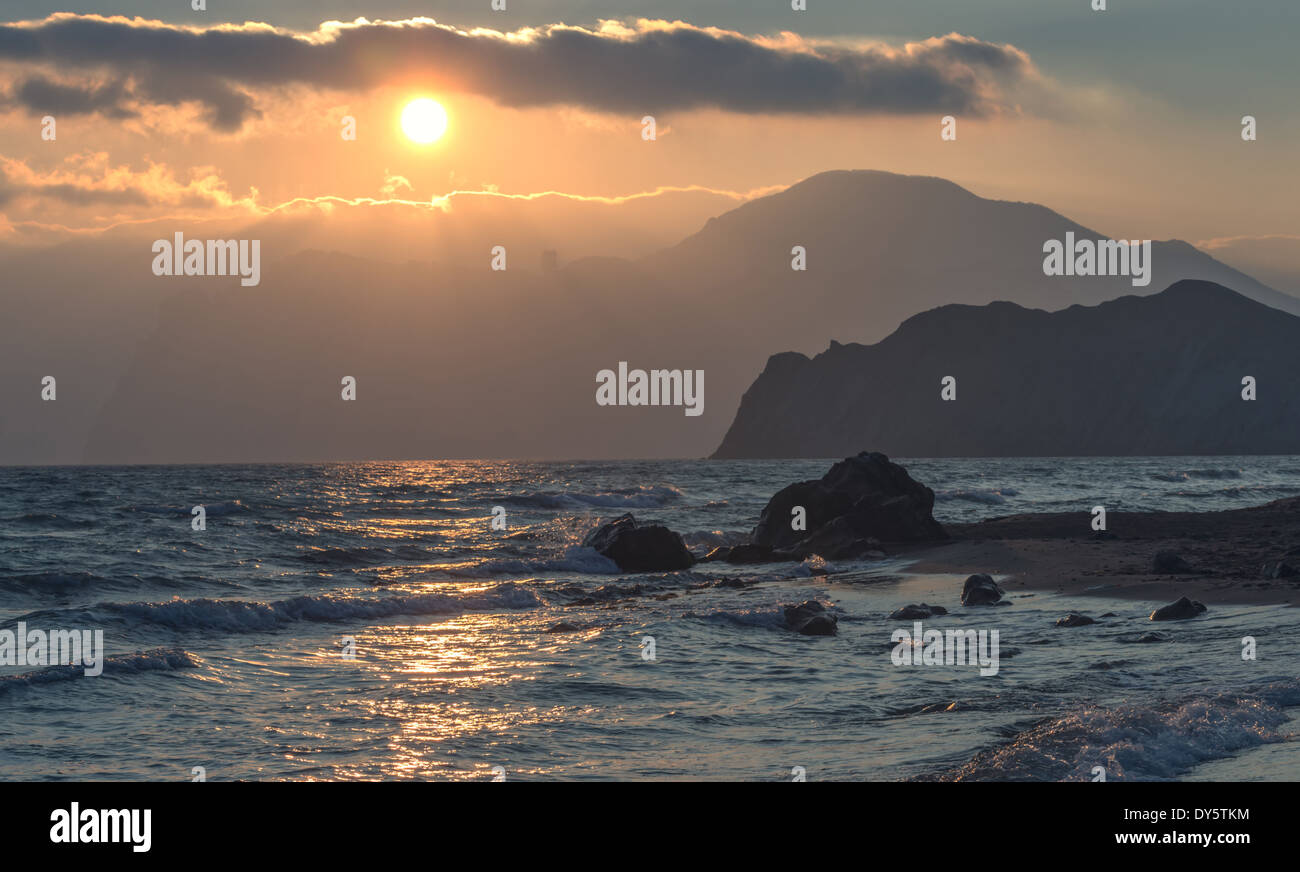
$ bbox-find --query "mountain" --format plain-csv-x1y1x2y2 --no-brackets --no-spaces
713,280,1300,458
646,170,1298,340
3,170,1296,464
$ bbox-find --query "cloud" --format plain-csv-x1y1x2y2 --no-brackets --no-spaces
3,74,138,119
0,14,1052,131
0,152,257,210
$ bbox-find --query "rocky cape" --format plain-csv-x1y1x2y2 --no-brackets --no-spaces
713,280,1300,458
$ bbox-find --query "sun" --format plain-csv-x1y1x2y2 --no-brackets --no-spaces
401,98,448,144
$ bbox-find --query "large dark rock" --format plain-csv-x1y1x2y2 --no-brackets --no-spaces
581,513,695,572
961,573,1004,605
889,603,948,620
1149,596,1207,621
783,601,838,636
751,452,945,557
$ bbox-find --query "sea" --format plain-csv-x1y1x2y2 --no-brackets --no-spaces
1,456,1297,781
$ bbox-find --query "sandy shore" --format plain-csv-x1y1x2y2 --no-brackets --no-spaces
894,496,1300,606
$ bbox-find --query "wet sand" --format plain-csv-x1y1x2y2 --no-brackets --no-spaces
895,496,1300,606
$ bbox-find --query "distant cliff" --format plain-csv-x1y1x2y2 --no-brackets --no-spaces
713,280,1300,458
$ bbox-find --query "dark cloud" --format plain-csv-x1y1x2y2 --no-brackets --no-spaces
6,74,137,119
0,15,1045,131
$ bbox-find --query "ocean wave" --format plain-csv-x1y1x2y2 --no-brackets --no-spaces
126,500,247,516
680,529,750,550
298,544,443,567
81,583,541,633
1169,484,1300,500
684,605,790,630
919,681,1298,781
0,571,106,593
5,512,95,529
0,648,200,696
501,485,683,510
935,488,1020,505
422,545,620,578
1152,468,1244,482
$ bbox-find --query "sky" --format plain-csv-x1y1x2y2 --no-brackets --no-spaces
2,1,1299,464
1,0,1297,250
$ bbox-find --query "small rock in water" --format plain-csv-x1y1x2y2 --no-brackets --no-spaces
581,513,695,572
1152,551,1193,574
961,573,1004,605
1055,613,1096,628
1148,596,1207,621
543,621,581,634
889,603,948,620
1261,561,1298,579
783,601,838,636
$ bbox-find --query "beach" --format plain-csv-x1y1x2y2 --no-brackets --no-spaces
902,498,1300,606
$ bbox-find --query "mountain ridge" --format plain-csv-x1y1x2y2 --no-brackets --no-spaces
713,279,1300,459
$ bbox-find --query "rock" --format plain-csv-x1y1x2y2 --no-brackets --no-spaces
889,603,948,620
702,546,732,562
793,518,886,560
1055,613,1096,628
1148,596,1207,621
1152,551,1193,574
543,621,580,633
751,452,945,558
581,513,695,572
961,573,1004,605
724,543,776,564
783,601,838,636
1135,632,1167,643
1261,561,1298,579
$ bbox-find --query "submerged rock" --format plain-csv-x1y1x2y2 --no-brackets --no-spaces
1152,551,1193,574
724,543,776,564
1261,561,1298,579
1148,596,1207,621
751,452,945,559
581,513,694,572
961,573,1004,605
889,603,948,620
783,601,838,636
1055,613,1096,628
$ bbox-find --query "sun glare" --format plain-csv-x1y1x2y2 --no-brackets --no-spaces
401,98,448,144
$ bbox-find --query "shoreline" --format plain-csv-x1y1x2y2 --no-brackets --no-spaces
891,497,1300,607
